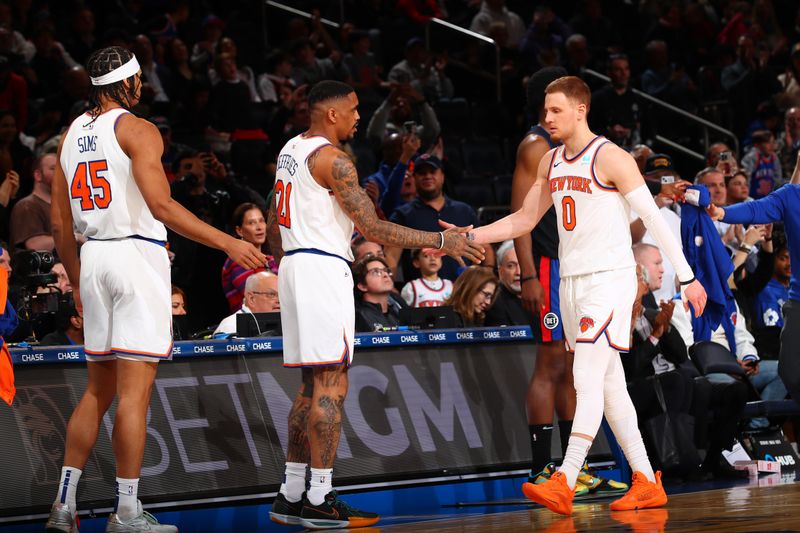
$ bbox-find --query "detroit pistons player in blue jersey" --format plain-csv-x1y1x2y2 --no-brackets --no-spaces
265,81,483,530
46,47,264,533
467,76,707,516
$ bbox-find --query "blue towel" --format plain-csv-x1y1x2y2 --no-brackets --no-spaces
680,185,737,351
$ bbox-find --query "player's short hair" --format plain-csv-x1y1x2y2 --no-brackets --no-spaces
545,76,591,113
308,80,354,108
527,67,567,115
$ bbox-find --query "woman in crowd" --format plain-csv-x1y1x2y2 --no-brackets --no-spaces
445,266,497,327
221,203,277,312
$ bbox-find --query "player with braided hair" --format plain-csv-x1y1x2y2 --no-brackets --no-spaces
46,47,265,533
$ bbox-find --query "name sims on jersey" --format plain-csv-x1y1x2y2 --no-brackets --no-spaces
77,135,97,153
276,154,299,175
550,176,593,194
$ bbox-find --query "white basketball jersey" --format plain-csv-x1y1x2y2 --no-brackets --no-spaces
547,136,635,277
401,278,453,308
276,133,354,261
60,108,166,241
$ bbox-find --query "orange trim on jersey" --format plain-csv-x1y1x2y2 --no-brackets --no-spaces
604,330,629,352
111,342,173,359
575,312,614,344
544,150,558,182
283,331,350,368
561,135,602,164
84,348,114,356
590,140,618,191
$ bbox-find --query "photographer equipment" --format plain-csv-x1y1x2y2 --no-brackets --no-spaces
9,250,69,341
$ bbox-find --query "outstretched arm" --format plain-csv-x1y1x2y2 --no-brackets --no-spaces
318,147,484,264
601,144,707,316
468,150,555,245
265,189,283,265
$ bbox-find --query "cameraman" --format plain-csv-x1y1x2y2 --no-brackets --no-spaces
39,293,83,346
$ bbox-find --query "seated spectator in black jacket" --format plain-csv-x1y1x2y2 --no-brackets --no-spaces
39,294,83,346
485,240,533,328
354,254,407,332
445,266,497,328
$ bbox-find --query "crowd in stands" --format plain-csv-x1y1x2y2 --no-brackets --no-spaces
0,0,796,478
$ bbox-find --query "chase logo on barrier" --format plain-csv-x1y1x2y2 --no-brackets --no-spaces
9,326,533,365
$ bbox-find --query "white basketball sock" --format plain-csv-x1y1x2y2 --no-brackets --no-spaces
560,435,593,488
279,462,307,503
55,466,82,511
115,477,139,521
308,468,333,506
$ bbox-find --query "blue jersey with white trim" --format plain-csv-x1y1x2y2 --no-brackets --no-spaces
546,135,635,277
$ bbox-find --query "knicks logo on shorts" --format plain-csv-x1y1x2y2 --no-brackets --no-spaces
543,312,559,330
579,316,595,333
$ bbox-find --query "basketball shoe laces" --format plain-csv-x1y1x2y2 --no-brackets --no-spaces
627,472,659,501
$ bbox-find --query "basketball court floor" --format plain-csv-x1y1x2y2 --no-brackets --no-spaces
8,469,798,532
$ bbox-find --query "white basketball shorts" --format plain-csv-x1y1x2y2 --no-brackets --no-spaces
559,266,637,353
278,251,354,367
81,239,172,362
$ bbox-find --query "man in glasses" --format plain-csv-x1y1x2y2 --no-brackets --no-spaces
214,272,279,336
353,254,407,332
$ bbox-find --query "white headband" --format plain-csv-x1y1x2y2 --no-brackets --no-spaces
90,56,140,86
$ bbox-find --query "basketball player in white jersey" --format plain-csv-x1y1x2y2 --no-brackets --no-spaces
464,77,707,515
46,47,265,533
265,81,483,529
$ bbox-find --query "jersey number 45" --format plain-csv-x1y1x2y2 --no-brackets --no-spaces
71,160,112,211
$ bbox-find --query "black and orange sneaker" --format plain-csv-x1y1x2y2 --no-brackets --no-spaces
269,492,304,526
300,491,380,530
610,471,668,511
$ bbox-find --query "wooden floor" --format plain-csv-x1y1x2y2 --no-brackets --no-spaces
367,482,800,532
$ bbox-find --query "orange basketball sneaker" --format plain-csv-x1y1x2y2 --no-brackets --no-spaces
609,471,668,511
522,471,574,516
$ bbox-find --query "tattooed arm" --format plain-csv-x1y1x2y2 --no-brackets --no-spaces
316,147,484,262
265,189,284,265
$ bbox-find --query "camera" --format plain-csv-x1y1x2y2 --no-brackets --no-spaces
11,250,57,289
660,175,675,184
719,151,732,163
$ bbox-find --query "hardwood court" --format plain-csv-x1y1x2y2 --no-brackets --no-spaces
369,482,800,532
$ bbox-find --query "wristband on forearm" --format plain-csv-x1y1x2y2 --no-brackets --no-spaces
521,275,537,284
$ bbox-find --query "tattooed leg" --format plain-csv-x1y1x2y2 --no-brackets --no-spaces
287,368,313,463
309,364,349,468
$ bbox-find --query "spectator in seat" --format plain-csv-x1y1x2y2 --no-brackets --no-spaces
351,236,384,262
209,52,253,133
725,170,751,205
752,243,791,360
342,30,383,113
171,285,187,316
258,50,294,104
401,248,453,308
214,272,280,336
385,154,492,282
0,110,32,196
210,37,260,103
290,38,346,87
777,107,800,177
388,37,453,102
0,55,27,132
446,265,497,328
469,0,526,49
705,142,736,170
164,38,196,104
591,54,641,150
10,152,56,251
39,294,83,346
222,203,277,312
354,254,407,332
624,265,698,475
366,84,440,152
132,34,170,105
364,132,420,218
742,129,782,199
484,240,532,328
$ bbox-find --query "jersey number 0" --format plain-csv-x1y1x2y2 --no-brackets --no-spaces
71,160,112,211
561,196,576,231
274,179,293,228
